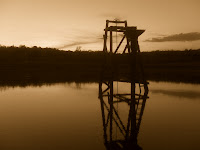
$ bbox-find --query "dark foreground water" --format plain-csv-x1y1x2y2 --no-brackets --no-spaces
0,81,200,150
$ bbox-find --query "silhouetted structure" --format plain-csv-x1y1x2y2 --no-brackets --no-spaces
103,20,144,54
99,20,149,149
102,20,146,82
99,79,148,150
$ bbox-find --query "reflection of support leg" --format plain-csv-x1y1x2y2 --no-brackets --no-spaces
103,100,125,137
126,105,131,140
130,81,137,144
109,81,113,142
99,80,148,150
136,98,147,131
99,83,108,144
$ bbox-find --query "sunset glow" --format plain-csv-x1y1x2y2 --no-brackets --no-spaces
0,0,200,51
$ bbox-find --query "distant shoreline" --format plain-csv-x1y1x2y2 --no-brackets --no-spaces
0,46,200,86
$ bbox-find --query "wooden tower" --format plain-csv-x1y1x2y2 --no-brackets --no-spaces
103,20,144,54
99,20,149,150
102,19,146,83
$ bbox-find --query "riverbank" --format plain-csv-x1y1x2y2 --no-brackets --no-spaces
0,46,200,86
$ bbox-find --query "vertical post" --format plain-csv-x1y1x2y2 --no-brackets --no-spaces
125,20,127,27
127,39,130,53
110,31,113,53
103,35,107,52
130,36,138,81
109,80,113,142
103,21,109,52
109,31,113,77
130,81,137,144
128,30,137,143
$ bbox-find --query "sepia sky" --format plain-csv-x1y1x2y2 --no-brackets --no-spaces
0,0,200,51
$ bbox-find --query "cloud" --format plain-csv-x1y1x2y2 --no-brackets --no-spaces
145,32,200,42
57,37,102,49
55,29,104,49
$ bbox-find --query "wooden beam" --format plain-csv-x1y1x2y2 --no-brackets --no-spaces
123,45,128,54
110,31,113,53
114,35,125,53
103,35,107,52
107,20,127,24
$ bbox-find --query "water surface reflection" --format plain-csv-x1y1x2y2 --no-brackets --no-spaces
0,81,200,149
98,80,148,149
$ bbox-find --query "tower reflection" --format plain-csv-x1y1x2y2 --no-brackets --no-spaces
99,80,148,150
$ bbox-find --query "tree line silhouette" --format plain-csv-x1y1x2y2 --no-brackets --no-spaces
0,45,200,86
1,45,199,63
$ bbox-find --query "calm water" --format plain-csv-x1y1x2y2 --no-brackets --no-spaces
0,81,200,150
